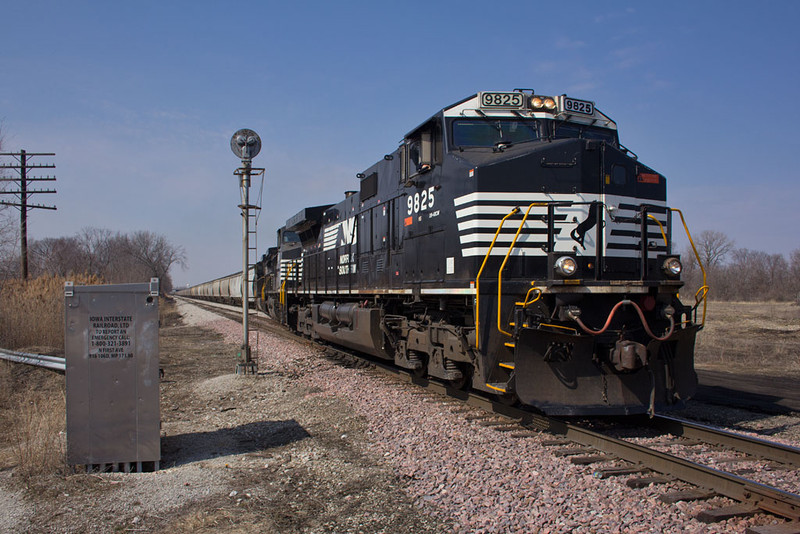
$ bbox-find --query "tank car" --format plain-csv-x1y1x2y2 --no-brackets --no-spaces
181,267,256,306
200,90,706,416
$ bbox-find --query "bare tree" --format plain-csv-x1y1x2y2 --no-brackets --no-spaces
717,248,792,301
764,253,789,288
789,249,800,278
696,230,734,269
789,249,800,302
76,227,116,277
124,230,186,292
28,236,83,277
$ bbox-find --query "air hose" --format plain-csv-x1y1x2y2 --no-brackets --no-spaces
567,299,675,341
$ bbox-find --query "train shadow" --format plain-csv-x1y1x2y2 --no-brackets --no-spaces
695,384,795,416
161,419,311,467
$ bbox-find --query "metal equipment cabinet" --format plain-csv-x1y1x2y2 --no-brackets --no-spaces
64,279,160,471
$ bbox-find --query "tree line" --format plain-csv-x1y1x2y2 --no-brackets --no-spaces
0,226,186,293
681,230,800,302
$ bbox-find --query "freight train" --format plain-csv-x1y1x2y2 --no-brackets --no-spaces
180,90,707,416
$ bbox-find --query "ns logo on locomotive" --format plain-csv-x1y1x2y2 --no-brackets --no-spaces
183,90,707,416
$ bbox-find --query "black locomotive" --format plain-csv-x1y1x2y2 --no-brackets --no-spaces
187,90,704,416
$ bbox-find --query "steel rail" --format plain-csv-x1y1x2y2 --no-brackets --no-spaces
545,417,800,521
0,348,65,372
648,414,800,468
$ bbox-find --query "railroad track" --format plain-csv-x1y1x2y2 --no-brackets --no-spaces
180,298,800,527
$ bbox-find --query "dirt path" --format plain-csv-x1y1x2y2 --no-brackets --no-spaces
0,299,449,533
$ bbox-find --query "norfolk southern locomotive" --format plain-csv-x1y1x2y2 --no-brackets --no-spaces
183,90,704,416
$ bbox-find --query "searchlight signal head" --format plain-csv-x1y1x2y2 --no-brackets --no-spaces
231,129,261,161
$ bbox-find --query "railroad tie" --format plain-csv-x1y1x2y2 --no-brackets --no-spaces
551,447,595,457
626,475,673,488
659,489,717,504
592,466,649,479
508,431,539,438
540,438,571,447
744,523,800,534
695,504,760,523
570,455,613,465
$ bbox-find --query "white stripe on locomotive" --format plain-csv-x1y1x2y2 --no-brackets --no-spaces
453,192,668,258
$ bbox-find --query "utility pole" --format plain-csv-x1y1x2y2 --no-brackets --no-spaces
230,130,263,375
0,150,57,279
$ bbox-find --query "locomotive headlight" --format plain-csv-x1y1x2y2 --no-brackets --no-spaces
554,256,578,277
662,257,682,277
530,96,557,111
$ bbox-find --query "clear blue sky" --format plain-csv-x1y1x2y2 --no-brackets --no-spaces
1,1,798,286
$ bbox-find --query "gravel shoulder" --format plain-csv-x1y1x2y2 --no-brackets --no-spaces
0,298,797,533
0,300,449,533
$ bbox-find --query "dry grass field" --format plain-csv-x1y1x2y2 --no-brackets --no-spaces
0,274,101,351
0,361,66,481
693,300,800,377
0,275,98,482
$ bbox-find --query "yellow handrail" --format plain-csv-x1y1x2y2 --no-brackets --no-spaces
280,261,297,307
670,208,709,325
475,207,520,348
646,214,669,248
497,202,547,337
539,322,578,334
516,281,543,307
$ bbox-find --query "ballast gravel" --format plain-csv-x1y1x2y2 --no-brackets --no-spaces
184,301,799,534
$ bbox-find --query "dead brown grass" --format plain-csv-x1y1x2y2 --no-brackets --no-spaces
10,388,67,480
0,274,102,350
694,300,800,376
0,275,96,480
0,361,67,480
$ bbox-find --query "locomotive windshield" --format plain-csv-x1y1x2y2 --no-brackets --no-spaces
282,231,301,243
553,122,618,146
452,119,540,147
451,118,618,149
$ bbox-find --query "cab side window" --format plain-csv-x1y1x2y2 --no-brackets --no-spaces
404,120,442,181
612,164,627,185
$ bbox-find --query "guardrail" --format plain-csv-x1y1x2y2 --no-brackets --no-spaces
0,348,65,372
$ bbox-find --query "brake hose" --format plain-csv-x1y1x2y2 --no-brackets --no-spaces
567,299,675,341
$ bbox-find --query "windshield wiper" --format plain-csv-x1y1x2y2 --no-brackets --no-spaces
493,140,513,152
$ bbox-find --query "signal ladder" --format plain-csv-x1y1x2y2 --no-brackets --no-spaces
244,205,260,281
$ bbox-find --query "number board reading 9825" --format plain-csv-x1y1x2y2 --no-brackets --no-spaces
562,97,594,115
479,92,526,110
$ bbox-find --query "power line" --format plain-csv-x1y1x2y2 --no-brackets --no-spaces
0,150,57,279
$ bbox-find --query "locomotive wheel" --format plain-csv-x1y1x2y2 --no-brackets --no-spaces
447,363,472,390
408,350,427,378
412,363,428,379
496,391,520,407
448,373,468,390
